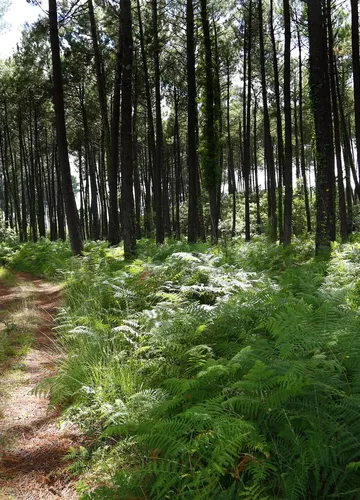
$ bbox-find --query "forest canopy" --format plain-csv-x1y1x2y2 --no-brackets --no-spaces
0,0,357,254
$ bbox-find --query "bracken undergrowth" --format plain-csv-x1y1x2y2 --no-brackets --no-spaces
3,235,360,499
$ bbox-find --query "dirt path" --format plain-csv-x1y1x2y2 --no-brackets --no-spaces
0,273,81,500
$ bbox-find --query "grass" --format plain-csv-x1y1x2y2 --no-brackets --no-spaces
0,275,42,362
3,236,360,498
0,267,16,286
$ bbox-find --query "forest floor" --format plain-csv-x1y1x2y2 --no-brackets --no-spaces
0,271,81,500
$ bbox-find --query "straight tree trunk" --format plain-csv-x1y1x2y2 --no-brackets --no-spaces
88,0,119,244
200,0,219,243
297,19,312,232
49,0,83,255
253,92,261,231
120,0,136,258
244,0,252,242
34,106,46,238
327,0,347,242
18,115,27,241
151,0,165,243
133,56,142,240
109,16,122,244
226,58,236,237
283,0,292,246
307,0,335,253
187,0,199,243
351,0,360,179
174,90,181,240
270,0,283,240
259,0,277,240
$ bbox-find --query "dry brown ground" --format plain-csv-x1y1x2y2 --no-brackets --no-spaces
0,273,82,500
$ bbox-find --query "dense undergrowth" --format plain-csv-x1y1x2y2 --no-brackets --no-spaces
2,235,360,499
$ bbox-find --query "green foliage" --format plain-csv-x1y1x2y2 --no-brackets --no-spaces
4,239,73,277
7,237,360,498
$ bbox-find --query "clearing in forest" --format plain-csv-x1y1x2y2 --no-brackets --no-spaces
0,271,80,500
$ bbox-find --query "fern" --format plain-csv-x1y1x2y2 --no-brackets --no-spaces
24,238,360,499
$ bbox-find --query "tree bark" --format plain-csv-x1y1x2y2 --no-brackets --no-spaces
283,0,292,246
351,0,360,179
307,0,335,253
49,0,83,255
259,0,277,240
187,0,199,243
327,0,347,242
120,0,136,258
151,0,165,243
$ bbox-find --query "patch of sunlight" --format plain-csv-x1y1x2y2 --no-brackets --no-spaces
106,246,125,259
16,282,38,296
0,267,15,286
8,301,41,332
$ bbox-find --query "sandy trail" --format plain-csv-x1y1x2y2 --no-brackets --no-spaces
0,273,81,500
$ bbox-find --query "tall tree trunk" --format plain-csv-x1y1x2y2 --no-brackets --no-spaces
88,0,119,244
213,19,223,227
81,94,99,240
259,0,277,240
327,0,347,242
253,91,261,231
297,19,312,233
244,0,252,242
18,114,27,241
226,58,236,237
174,89,181,240
307,0,335,253
151,0,165,243
283,0,292,246
34,106,46,238
120,0,136,258
4,100,21,238
200,0,219,243
270,0,283,240
351,0,360,179
109,16,122,244
49,0,83,255
133,55,142,240
187,0,199,243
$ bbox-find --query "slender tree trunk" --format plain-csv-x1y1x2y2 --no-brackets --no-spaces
351,0,360,179
49,0,83,255
327,0,347,242
187,0,199,243
109,16,122,244
4,100,21,238
133,55,142,240
226,58,236,237
213,19,223,228
283,0,292,246
297,20,312,233
18,115,27,241
34,106,46,238
244,1,252,242
259,0,277,240
335,53,360,202
88,0,119,244
151,0,165,243
200,0,219,243
253,92,261,231
270,0,283,241
174,90,181,240
120,0,136,258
